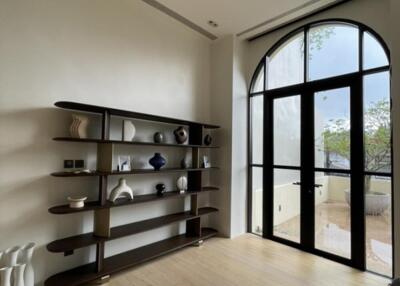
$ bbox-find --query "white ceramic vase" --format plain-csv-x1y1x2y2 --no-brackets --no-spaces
3,247,19,268
12,264,25,286
122,120,136,141
177,176,188,193
0,267,12,286
69,114,89,138
19,243,34,286
109,178,134,202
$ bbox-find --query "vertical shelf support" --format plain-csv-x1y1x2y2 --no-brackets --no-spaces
95,242,105,273
187,124,203,238
94,110,112,272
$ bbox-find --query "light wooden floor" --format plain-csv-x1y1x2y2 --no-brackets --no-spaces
99,234,390,286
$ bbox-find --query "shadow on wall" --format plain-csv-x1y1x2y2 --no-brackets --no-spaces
0,107,100,284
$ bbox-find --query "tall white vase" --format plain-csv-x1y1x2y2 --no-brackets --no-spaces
19,243,34,286
12,264,25,286
3,247,19,267
0,267,12,286
0,251,3,268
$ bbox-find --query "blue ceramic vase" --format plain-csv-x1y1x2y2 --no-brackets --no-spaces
149,153,166,170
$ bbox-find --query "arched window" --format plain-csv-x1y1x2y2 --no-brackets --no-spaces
248,20,391,277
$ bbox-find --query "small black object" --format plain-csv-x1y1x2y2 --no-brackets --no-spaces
74,160,85,168
180,158,188,169
153,132,164,143
64,160,74,169
155,183,166,196
204,134,212,146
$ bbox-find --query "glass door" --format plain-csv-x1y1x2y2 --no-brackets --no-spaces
267,81,365,269
314,87,352,259
272,95,301,243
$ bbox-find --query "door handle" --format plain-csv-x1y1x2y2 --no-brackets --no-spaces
314,184,323,188
292,182,302,186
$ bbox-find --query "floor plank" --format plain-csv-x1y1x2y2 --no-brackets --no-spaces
95,234,390,286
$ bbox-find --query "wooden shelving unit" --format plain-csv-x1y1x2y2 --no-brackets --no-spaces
45,101,220,286
51,167,219,177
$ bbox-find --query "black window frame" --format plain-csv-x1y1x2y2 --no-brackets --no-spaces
247,18,393,277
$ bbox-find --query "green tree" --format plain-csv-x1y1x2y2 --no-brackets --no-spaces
321,100,391,192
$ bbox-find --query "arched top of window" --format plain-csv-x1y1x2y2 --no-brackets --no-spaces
249,20,390,94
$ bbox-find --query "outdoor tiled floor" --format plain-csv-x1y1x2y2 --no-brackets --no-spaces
273,201,392,277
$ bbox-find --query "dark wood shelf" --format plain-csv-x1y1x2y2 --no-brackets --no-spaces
45,228,217,286
53,137,219,148
49,187,219,214
55,101,220,129
51,167,219,177
47,207,218,253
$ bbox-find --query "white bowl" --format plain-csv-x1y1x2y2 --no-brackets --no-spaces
68,196,87,208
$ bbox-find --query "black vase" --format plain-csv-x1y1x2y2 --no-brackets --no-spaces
153,132,164,143
180,158,188,169
149,153,166,170
156,183,166,196
204,134,212,146
174,126,188,144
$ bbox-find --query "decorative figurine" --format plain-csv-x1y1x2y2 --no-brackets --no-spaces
155,183,166,196
20,243,35,286
204,134,212,146
176,176,188,193
149,153,166,170
70,114,89,139
122,120,136,141
173,126,188,144
180,158,188,169
12,263,25,286
0,267,12,286
67,196,87,208
153,132,164,143
109,178,134,202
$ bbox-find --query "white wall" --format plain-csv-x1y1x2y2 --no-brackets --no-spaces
0,0,213,284
209,35,234,237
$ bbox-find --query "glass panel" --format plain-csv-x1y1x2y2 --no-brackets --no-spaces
315,172,351,258
273,169,300,243
364,72,391,173
251,96,263,164
273,95,300,166
251,167,263,235
365,175,392,277
308,24,359,81
267,32,304,90
250,65,264,93
315,87,351,169
363,32,389,70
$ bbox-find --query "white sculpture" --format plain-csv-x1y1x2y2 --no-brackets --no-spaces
3,247,19,267
69,114,89,139
122,120,136,141
20,243,34,286
13,264,25,286
109,178,134,202
0,243,34,286
0,267,12,286
177,176,188,194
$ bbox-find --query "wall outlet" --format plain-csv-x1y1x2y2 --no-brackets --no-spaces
64,160,74,169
